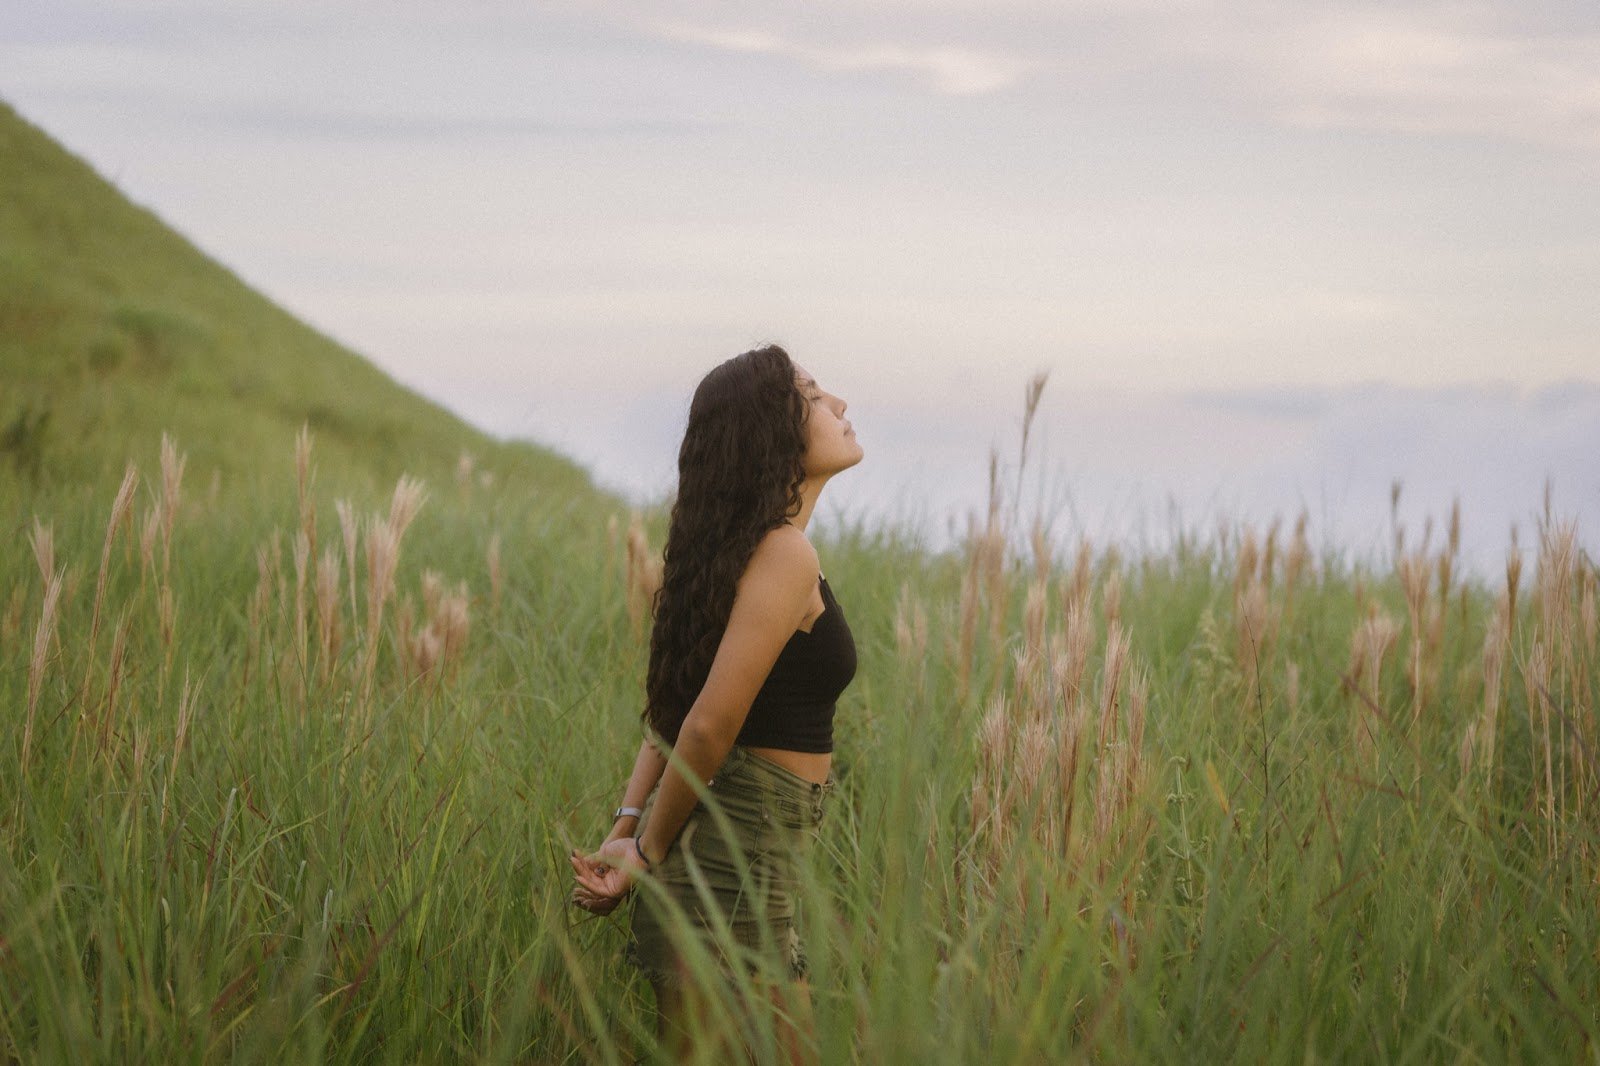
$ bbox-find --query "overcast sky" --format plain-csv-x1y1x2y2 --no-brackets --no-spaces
4,0,1597,570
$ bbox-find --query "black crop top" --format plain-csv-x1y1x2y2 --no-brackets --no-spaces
733,576,856,753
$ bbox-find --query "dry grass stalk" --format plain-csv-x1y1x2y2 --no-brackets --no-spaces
23,568,65,775
1261,519,1281,591
1234,577,1272,699
624,514,663,639
1066,540,1092,617
85,465,139,678
98,609,133,755
160,433,185,572
1031,519,1051,587
1055,600,1092,709
162,669,200,826
29,518,54,584
336,498,359,619
315,546,342,680
1523,641,1557,853
1234,527,1260,604
400,574,471,685
293,530,311,683
487,533,504,618
1283,513,1311,619
1397,549,1435,724
295,423,313,520
1347,610,1400,769
139,505,160,580
77,465,140,718
1463,600,1511,789
893,585,929,696
1102,569,1123,629
356,475,428,711
956,560,980,701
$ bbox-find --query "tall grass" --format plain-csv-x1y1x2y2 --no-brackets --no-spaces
2,414,1596,1063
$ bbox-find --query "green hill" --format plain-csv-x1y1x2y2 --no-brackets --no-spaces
0,99,601,505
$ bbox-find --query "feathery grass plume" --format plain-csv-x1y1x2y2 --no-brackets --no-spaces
1523,641,1557,852
293,530,311,689
88,465,139,645
336,497,359,619
624,513,662,639
1102,568,1123,629
1398,548,1432,723
1066,539,1093,616
138,504,160,580
1056,599,1093,710
1010,370,1049,534
315,545,342,680
356,479,429,691
29,517,54,584
437,581,470,671
1283,511,1311,615
1466,598,1511,788
972,695,1013,857
455,449,475,493
893,584,929,698
80,464,139,708
1261,518,1281,591
1233,526,1259,604
487,532,504,619
159,432,185,571
23,568,65,776
294,422,313,529
360,518,402,710
1234,577,1271,700
388,475,427,540
1347,610,1400,769
1506,526,1523,632
1022,578,1048,660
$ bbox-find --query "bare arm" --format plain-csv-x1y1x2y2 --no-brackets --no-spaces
604,737,668,846
571,526,817,901
636,528,818,866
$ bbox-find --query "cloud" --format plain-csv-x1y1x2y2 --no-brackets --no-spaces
652,20,1033,95
1271,12,1600,151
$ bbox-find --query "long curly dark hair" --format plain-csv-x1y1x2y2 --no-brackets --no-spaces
643,345,810,743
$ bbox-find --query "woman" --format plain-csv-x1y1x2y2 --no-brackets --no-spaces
569,344,862,1060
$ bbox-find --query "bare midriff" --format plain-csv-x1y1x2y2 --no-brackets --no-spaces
746,746,833,785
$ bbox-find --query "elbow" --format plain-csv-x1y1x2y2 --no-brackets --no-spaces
676,708,743,755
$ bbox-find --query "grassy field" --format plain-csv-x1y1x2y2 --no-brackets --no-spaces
3,99,1598,1063
2,423,1596,1063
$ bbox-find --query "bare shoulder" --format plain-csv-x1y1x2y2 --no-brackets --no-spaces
735,524,819,610
746,523,820,580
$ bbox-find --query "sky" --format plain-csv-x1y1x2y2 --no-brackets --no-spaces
3,0,1597,572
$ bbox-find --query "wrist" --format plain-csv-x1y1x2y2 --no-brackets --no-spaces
635,833,664,869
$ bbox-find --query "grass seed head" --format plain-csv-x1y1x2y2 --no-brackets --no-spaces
29,517,55,584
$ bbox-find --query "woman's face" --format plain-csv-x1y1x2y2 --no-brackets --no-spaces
794,365,864,478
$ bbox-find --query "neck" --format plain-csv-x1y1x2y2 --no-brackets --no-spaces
788,474,829,533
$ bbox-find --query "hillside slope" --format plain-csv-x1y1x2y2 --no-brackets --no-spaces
0,99,600,504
